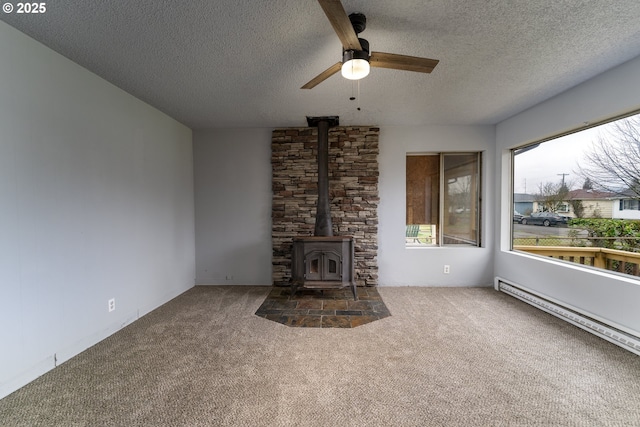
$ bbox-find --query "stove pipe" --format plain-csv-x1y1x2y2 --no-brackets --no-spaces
306,116,339,237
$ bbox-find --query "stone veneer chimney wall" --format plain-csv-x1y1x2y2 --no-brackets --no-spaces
271,126,379,287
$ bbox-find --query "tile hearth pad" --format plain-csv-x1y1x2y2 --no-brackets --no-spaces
255,287,391,328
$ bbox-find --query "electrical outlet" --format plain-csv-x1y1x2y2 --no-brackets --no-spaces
443,265,450,274
108,298,115,312
225,275,233,280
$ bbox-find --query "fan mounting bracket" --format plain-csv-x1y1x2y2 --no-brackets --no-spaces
349,13,366,34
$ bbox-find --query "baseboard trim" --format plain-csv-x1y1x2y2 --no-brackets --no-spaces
495,276,640,356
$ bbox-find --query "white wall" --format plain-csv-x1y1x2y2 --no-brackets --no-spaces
495,55,640,335
0,22,195,399
193,128,273,285
378,126,496,286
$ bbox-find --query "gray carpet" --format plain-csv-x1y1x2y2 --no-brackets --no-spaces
1,286,639,426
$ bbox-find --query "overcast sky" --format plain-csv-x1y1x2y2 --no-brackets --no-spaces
513,126,604,194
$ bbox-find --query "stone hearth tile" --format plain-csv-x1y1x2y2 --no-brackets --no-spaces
290,290,317,300
269,300,298,310
356,288,384,301
282,309,309,316
323,300,348,310
296,300,323,310
266,288,290,299
308,309,336,316
255,308,284,317
347,300,375,311
255,286,391,328
336,310,363,316
370,301,391,316
320,289,352,299
284,315,323,328
321,315,352,328
350,315,384,328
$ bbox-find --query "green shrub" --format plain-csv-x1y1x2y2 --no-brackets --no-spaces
569,218,640,251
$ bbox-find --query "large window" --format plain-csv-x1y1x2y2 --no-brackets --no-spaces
511,111,640,279
406,153,481,247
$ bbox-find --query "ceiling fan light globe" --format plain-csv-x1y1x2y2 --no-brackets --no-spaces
341,59,370,80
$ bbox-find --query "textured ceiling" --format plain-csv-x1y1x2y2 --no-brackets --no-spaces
3,0,640,129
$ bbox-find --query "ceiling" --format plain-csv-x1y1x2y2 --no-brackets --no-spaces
3,0,640,129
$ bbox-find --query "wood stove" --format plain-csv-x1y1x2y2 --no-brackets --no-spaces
290,116,357,300
291,236,356,299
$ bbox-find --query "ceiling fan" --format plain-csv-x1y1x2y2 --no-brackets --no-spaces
301,0,440,89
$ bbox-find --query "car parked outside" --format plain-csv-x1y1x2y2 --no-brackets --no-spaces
513,211,524,223
520,212,568,227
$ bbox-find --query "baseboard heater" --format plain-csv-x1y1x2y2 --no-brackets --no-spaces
495,277,640,356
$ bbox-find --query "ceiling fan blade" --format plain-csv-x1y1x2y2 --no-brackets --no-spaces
317,0,362,51
370,52,439,73
301,62,342,89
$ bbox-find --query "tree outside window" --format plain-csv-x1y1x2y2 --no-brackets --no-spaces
512,110,640,278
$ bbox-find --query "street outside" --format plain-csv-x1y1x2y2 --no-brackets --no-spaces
513,223,588,239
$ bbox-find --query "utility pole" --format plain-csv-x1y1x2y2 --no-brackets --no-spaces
558,173,569,188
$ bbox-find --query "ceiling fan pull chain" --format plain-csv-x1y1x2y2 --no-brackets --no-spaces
347,73,362,110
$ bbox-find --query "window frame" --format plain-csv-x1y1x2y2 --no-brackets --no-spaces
509,109,640,279
406,151,482,248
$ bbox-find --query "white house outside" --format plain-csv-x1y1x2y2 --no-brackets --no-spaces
613,197,640,220
516,189,640,220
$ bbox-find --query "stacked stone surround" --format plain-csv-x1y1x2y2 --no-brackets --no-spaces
272,126,379,287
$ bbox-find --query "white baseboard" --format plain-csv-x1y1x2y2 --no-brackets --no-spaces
495,276,640,356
